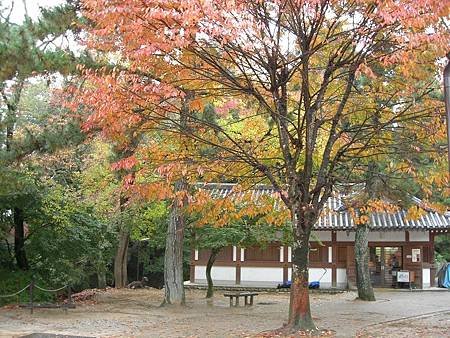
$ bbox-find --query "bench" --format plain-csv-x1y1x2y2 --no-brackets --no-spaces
223,292,258,307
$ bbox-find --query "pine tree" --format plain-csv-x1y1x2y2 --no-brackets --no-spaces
0,0,86,270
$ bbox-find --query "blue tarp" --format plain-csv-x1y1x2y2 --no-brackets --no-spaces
438,263,450,288
443,264,450,288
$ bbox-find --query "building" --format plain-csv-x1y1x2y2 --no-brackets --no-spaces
189,184,450,289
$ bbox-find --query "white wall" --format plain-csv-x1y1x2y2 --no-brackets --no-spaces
311,231,332,242
336,230,407,242
409,231,429,242
287,268,332,287
195,265,344,289
422,268,431,288
337,268,347,288
367,231,405,242
337,231,355,241
310,268,332,284
241,267,283,282
194,266,236,281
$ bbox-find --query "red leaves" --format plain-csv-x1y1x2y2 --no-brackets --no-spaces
75,0,449,212
111,156,138,171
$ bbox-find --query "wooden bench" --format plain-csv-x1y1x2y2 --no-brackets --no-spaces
223,292,258,307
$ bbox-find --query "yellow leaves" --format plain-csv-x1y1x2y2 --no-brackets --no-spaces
365,200,400,214
353,214,370,226
348,199,402,225
406,206,426,221
261,209,290,227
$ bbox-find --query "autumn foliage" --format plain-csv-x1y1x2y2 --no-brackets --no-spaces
75,0,449,332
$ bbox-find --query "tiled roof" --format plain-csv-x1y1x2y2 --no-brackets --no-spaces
197,183,450,231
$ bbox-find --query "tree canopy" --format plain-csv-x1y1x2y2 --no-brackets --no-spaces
77,0,449,331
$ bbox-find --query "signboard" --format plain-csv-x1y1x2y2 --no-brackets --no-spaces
397,271,410,282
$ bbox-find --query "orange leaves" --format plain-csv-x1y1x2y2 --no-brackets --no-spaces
348,199,400,225
187,186,289,228
189,98,205,112
76,0,449,226
364,200,400,214
356,64,376,79
136,181,174,202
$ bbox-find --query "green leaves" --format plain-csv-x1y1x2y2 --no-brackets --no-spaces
0,1,82,82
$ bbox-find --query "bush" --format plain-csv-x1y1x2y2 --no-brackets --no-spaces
0,270,59,306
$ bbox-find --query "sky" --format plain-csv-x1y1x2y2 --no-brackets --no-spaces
4,0,65,23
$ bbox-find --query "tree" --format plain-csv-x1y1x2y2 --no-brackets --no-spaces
342,71,449,301
80,0,448,332
0,87,117,290
435,235,450,262
111,145,139,288
192,214,289,298
0,0,86,270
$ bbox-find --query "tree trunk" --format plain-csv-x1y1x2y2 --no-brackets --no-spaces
355,223,376,301
206,247,221,298
163,180,187,305
3,82,27,270
97,269,107,289
14,207,29,270
287,230,317,332
97,251,107,289
114,228,129,288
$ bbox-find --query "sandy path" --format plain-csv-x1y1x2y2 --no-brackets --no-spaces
0,288,449,337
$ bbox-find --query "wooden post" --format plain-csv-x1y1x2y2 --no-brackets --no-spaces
236,265,241,285
420,245,424,289
29,279,34,314
283,246,289,283
283,264,289,283
332,232,337,287
430,232,436,287
66,285,72,313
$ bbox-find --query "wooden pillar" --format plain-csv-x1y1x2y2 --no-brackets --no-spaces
235,246,242,285
430,231,436,287
283,246,289,283
332,231,337,287
420,245,424,289
283,264,289,283
236,264,241,285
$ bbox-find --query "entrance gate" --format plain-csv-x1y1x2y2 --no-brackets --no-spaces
369,246,402,287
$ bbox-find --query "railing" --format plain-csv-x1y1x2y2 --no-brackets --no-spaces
0,279,74,313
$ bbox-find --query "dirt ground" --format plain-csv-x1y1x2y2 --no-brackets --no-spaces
0,288,449,338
